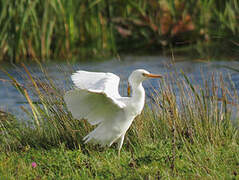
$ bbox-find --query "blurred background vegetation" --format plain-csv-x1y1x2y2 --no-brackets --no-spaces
0,0,238,63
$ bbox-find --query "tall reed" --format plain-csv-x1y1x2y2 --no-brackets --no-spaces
0,0,238,63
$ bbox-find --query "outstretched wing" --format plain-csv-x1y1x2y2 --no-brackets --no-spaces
64,70,126,125
71,70,121,99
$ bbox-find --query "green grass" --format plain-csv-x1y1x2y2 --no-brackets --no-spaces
0,65,239,179
0,139,238,179
0,0,238,63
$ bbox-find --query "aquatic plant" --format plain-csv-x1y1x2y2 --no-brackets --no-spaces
0,0,238,62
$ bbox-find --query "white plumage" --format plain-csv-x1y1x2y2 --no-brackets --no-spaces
64,69,162,155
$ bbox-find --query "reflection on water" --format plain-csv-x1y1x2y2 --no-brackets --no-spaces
1,56,239,120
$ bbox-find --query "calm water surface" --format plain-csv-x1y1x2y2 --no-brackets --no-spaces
1,56,239,120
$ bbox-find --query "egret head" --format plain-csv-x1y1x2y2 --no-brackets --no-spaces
128,69,162,86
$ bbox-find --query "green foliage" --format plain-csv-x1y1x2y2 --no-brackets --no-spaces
0,0,238,62
0,142,238,179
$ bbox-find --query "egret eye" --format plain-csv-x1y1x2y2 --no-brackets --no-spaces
142,73,148,77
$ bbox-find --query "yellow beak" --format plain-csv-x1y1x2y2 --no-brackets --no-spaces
143,73,163,78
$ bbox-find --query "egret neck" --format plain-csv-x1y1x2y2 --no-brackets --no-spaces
128,80,145,116
131,82,145,103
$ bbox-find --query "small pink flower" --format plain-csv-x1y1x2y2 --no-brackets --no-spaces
31,162,37,168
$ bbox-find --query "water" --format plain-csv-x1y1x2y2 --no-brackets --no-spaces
1,56,239,120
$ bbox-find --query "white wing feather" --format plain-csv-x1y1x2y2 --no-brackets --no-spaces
64,70,126,126
71,70,121,99
64,89,123,125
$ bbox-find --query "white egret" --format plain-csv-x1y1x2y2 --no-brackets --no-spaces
64,69,162,155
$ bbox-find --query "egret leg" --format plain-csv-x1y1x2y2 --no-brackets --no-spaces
117,134,125,157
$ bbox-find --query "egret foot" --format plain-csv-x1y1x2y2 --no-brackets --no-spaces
118,149,121,157
117,135,125,157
